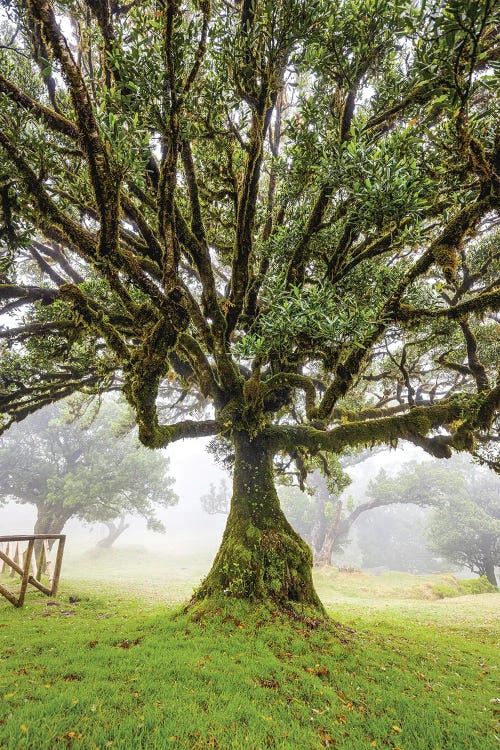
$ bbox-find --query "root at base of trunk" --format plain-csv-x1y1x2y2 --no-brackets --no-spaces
195,522,324,611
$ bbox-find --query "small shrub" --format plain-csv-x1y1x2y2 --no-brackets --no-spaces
432,583,461,599
432,576,498,599
459,577,498,595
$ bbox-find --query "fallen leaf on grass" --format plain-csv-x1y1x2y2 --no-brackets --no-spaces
116,638,142,649
315,665,330,677
258,678,279,690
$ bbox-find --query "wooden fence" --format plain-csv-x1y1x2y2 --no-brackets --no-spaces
0,535,66,607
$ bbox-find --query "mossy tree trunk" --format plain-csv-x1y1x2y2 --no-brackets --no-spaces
34,504,71,551
196,432,323,609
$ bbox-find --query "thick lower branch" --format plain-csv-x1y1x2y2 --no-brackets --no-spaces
269,389,499,458
139,419,221,449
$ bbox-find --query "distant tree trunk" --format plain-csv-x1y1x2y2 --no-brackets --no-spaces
482,558,498,587
97,516,130,548
314,502,344,567
315,528,336,567
196,432,323,609
310,470,328,562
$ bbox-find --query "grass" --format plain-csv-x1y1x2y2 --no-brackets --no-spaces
0,556,499,749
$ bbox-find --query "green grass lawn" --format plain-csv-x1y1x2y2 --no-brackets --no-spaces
0,561,498,749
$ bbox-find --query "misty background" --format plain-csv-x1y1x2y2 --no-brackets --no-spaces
2,424,476,589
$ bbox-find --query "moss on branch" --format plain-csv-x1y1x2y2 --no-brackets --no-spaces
269,390,498,458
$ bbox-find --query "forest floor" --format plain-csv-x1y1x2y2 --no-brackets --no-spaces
0,556,498,749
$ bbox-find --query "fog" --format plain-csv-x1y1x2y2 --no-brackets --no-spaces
0,437,227,564
0,427,445,583
1,397,498,597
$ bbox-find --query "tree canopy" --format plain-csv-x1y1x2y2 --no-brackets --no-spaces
0,399,177,537
0,0,499,606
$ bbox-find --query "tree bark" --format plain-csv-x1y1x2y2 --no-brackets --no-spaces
196,432,323,609
33,505,69,552
482,558,498,587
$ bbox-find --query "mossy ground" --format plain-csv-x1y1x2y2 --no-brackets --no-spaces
0,565,498,749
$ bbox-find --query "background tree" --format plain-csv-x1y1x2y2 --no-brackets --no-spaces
96,514,131,549
0,400,178,541
368,457,500,585
0,0,499,607
200,479,230,516
279,465,437,568
279,457,352,566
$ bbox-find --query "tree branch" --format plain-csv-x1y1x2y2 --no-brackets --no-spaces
270,388,499,459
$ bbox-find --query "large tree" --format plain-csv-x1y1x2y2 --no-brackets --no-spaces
0,0,499,608
0,400,177,538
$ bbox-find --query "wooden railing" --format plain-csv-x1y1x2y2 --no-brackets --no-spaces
0,535,66,607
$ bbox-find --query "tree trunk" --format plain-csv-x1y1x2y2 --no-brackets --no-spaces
97,516,130,549
482,558,498,587
33,506,69,553
310,470,328,561
34,507,68,537
315,527,336,567
196,432,323,609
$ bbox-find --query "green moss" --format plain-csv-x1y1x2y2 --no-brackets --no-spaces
194,431,324,610
433,242,459,283
245,524,262,544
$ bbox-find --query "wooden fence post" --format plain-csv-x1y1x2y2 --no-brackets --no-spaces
0,535,66,607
